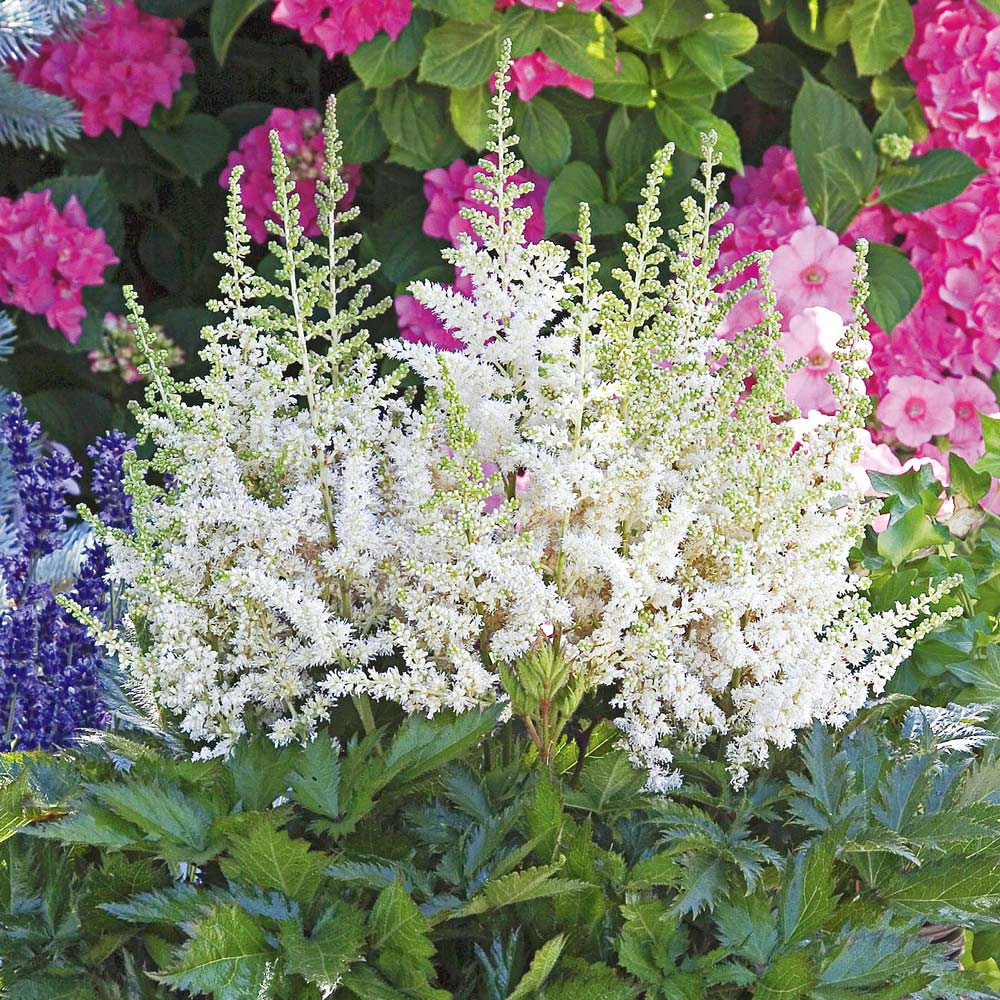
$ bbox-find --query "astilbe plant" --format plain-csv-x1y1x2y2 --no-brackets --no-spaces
89,48,960,788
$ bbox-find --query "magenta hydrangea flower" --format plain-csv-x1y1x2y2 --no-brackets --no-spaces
496,52,595,102
0,191,118,343
220,108,362,244
14,0,193,137
905,0,1000,170
769,225,858,324
876,374,957,448
730,145,804,209
271,0,411,58
422,155,550,247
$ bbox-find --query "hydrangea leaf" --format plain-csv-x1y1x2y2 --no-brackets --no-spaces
593,52,652,107
419,21,502,89
449,85,491,150
350,10,431,88
141,113,230,185
540,10,618,83
743,43,804,108
153,904,271,1000
617,0,710,52
209,0,268,64
514,97,571,177
678,13,757,90
879,149,985,213
863,241,922,333
336,82,390,163
849,0,914,76
654,100,742,170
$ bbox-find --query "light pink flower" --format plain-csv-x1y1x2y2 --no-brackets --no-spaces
947,375,998,445
496,52,594,102
778,306,845,415
769,225,858,324
422,155,549,247
0,191,118,343
14,0,193,137
876,374,956,448
220,108,361,244
271,0,411,58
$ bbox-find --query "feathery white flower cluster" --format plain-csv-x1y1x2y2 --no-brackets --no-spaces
93,52,960,783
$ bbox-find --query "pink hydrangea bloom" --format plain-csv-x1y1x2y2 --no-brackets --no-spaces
0,191,118,343
730,146,805,210
220,108,361,244
779,307,845,415
876,374,956,448
14,0,193,137
271,0,411,58
904,0,1000,170
496,52,594,102
769,225,858,324
422,156,549,247
496,0,642,16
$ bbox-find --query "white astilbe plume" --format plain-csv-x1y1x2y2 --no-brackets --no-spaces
90,98,404,756
369,49,962,788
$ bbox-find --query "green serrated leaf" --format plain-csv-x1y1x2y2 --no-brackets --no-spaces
449,85,492,150
153,904,271,1000
540,10,618,83
779,837,836,944
369,881,438,990
0,770,30,843
219,812,329,906
280,903,366,989
142,113,230,185
508,935,567,1000
618,0,710,51
289,731,341,820
228,735,298,812
419,20,502,88
336,82,389,163
881,859,1000,919
594,52,652,107
453,864,587,918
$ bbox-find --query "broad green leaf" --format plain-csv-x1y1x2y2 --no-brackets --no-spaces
618,0,710,51
449,85,492,150
454,864,587,917
779,838,836,944
514,97,571,177
879,149,984,213
5,977,99,1000
0,770,30,843
881,859,1000,919
102,884,211,924
670,855,726,917
280,903,366,989
849,0,914,76
542,966,639,1000
219,812,329,906
154,904,271,1000
508,935,567,1000
339,966,412,999
419,20,501,88
337,83,389,163
654,100,742,169
142,114,230,185
626,853,683,890
414,0,496,20
872,100,909,141
369,881,438,989
545,160,604,234
540,10,618,83
743,43,804,109
606,108,663,203
791,74,876,232
817,927,939,991
24,803,141,848
864,241,922,333
563,749,647,813
377,83,466,170
351,12,431,88
977,413,1000,477
715,894,779,965
877,505,948,567
289,731,341,820
209,0,268,64
594,52,652,107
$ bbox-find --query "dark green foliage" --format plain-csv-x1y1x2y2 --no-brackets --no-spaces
3,700,1000,998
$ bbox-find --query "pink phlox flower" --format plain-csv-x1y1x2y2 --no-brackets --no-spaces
494,52,594,101
769,225,858,325
14,0,193,137
876,374,957,448
0,191,118,343
220,107,361,244
422,155,549,247
778,306,845,415
271,0,412,57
